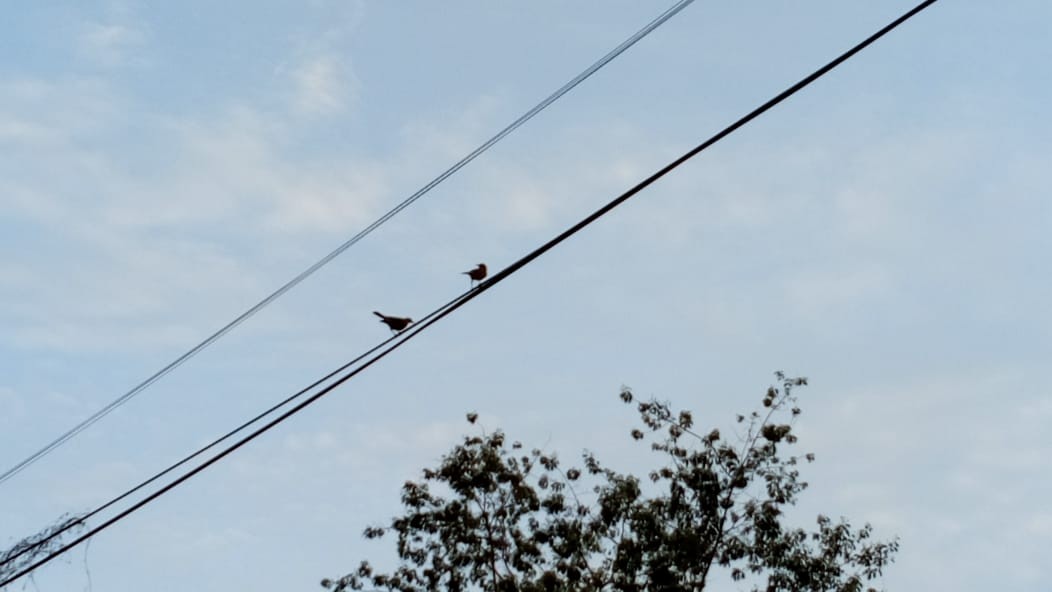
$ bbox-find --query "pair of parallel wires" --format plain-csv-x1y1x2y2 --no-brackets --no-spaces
0,0,698,488
0,0,939,587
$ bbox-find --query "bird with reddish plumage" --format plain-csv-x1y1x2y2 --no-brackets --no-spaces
463,263,487,287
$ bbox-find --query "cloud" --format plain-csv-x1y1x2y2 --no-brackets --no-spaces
107,106,390,235
277,0,367,118
78,21,147,68
290,55,356,116
0,75,391,353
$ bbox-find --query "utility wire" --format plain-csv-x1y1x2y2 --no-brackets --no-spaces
0,316,432,569
1,290,475,589
0,0,938,585
0,0,698,488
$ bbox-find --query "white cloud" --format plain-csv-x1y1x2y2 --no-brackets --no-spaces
278,0,367,119
105,107,391,234
260,162,388,234
0,78,120,146
290,55,356,116
0,77,392,353
78,22,147,67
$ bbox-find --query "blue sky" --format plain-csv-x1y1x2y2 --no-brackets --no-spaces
2,1,1051,590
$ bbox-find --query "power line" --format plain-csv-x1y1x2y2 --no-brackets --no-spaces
0,0,938,585
0,319,424,570
0,0,698,488
2,291,476,589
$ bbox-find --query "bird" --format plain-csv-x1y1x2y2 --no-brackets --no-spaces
373,311,412,333
462,263,487,287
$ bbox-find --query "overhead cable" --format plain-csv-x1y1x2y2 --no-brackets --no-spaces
0,0,938,585
0,0,698,488
0,318,428,570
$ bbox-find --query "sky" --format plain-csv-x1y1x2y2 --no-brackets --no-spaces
1,0,1051,590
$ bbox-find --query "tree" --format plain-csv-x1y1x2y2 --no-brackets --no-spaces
322,374,898,592
1,512,86,585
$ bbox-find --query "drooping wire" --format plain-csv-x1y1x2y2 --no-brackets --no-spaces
0,0,698,488
0,0,939,585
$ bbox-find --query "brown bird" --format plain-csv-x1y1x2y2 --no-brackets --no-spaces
462,263,487,287
373,311,412,333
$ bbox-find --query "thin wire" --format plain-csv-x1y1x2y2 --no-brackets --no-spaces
0,0,939,585
1,289,476,588
0,0,698,488
0,295,465,569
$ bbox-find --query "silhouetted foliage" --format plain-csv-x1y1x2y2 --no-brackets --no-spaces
322,374,897,591
1,512,86,583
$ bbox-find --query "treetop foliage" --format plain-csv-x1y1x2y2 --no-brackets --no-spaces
322,373,897,592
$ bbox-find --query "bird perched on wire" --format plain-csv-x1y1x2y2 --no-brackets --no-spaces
373,311,413,334
462,263,487,287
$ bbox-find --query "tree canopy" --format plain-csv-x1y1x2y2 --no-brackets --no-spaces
323,374,897,592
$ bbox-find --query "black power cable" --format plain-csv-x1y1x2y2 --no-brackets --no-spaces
0,1,938,585
0,310,422,569
0,0,698,488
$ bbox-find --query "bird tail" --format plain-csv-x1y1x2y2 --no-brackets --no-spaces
372,311,385,319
